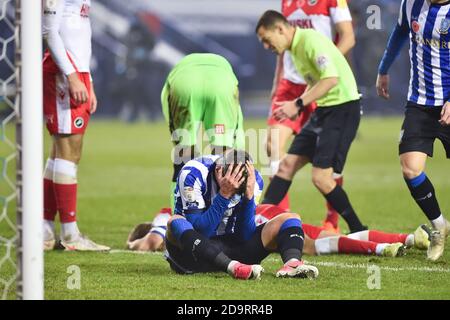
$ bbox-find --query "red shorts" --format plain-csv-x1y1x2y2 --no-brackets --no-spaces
267,79,317,135
255,204,289,221
43,70,91,135
302,224,326,240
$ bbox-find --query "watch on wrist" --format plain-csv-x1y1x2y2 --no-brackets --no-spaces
295,98,304,113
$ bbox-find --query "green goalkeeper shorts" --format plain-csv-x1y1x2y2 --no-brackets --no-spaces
161,53,245,149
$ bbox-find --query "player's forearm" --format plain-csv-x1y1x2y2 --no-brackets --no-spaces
300,77,338,106
185,194,231,238
336,28,355,55
378,23,409,75
235,198,257,242
272,55,284,91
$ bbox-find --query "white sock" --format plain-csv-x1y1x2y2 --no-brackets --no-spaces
431,215,446,230
405,234,415,247
314,237,339,255
43,220,55,241
375,243,388,256
61,222,80,241
347,230,369,241
270,160,281,177
285,258,301,265
227,260,239,274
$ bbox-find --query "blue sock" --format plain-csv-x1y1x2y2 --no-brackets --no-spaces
405,172,441,221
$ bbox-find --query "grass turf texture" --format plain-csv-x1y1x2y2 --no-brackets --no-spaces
1,117,450,299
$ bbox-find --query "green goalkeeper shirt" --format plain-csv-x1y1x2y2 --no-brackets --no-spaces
289,27,360,107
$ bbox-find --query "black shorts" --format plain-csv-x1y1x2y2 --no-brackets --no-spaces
288,99,361,174
165,225,271,274
399,103,450,158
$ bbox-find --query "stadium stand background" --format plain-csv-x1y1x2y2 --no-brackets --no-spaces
0,0,410,121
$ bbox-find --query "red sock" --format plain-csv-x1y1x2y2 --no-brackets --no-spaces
324,176,343,227
368,230,408,244
338,236,377,255
54,183,77,223
44,178,57,221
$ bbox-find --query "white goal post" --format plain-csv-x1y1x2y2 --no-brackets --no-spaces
15,0,44,300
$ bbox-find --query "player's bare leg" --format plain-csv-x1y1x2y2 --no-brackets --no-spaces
261,212,319,278
43,143,58,250
312,167,366,233
262,154,309,205
266,124,294,210
51,134,109,251
401,151,449,261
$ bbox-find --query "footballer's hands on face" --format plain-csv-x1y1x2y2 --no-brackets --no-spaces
244,161,256,200
439,102,450,126
216,163,246,199
376,74,390,100
273,100,299,121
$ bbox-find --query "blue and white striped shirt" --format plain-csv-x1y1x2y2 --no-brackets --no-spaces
380,0,450,106
174,155,264,238
403,0,450,106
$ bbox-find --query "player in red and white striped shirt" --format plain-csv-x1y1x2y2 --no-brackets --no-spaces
42,0,109,251
266,0,356,232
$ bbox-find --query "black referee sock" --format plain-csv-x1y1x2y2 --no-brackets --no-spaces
262,176,292,205
277,226,305,264
325,185,365,233
405,173,441,221
180,230,231,272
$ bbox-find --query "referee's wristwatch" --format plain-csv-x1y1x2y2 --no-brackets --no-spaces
295,98,305,114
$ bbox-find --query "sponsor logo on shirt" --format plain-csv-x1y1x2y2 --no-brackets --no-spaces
290,19,313,29
215,124,225,135
413,35,450,49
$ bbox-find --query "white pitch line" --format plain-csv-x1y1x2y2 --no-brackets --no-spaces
110,251,450,273
109,249,163,256
265,258,450,273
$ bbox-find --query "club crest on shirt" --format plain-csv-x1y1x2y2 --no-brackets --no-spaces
438,19,450,35
308,0,318,6
74,117,84,129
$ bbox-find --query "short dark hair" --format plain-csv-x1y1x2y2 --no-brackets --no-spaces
216,149,253,194
255,10,289,33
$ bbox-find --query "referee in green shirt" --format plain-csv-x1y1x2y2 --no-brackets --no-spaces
161,53,245,207
256,10,366,233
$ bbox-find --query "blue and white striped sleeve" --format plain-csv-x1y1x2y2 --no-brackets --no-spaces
378,0,410,75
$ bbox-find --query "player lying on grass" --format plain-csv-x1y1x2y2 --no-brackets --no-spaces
127,205,430,257
160,149,319,280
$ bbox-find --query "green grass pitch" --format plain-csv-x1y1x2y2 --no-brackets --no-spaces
1,117,450,299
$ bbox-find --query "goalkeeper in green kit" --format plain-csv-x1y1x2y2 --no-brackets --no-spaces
161,53,246,207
